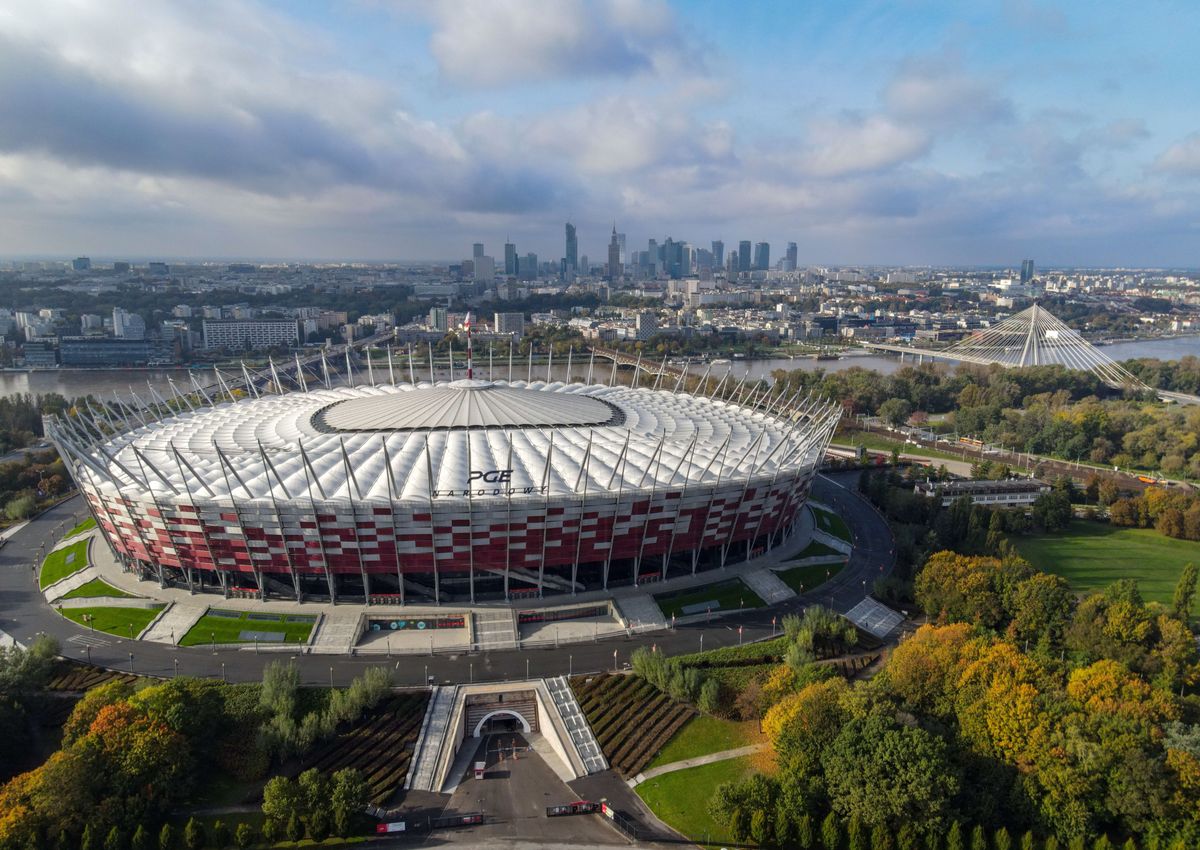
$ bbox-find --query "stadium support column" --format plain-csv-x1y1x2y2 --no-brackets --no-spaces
720,430,768,568
586,348,595,385
504,432,514,600
387,346,395,386
693,436,733,574
466,431,476,604
508,338,514,383
570,430,594,594
536,431,556,597
340,438,371,602
428,342,436,384
295,354,308,393
602,430,632,590
298,440,336,603
633,433,668,584
407,345,416,385
381,438,405,605
423,435,441,605
660,434,699,580
171,443,227,596
257,441,300,601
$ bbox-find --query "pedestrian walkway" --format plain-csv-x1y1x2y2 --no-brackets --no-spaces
308,611,360,654
43,564,100,602
140,602,209,645
615,594,667,632
626,743,767,788
741,568,795,606
473,609,517,651
844,597,905,639
546,675,608,775
406,685,459,792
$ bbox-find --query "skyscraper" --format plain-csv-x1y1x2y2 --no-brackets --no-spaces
473,242,485,259
1020,259,1035,284
607,225,623,281
504,241,517,276
786,242,798,271
616,232,626,264
754,242,770,271
738,241,751,273
565,222,578,271
711,240,724,269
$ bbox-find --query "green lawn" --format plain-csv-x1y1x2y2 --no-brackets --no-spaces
636,755,758,849
776,561,846,594
64,517,97,538
646,714,761,770
180,610,317,647
59,578,138,600
654,579,766,619
786,539,845,561
60,605,165,638
810,506,852,543
1013,521,1200,615
39,539,90,589
835,431,985,466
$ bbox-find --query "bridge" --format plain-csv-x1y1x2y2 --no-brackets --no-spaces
861,304,1199,405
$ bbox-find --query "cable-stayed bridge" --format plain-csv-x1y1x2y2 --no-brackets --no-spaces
861,304,1199,405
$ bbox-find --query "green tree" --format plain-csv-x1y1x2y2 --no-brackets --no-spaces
1021,832,1036,850
821,812,841,850
103,826,123,850
927,831,943,850
750,809,770,846
995,827,1012,850
285,814,303,844
261,775,303,833
81,825,98,850
872,822,896,850
774,803,795,848
330,767,369,837
947,822,964,850
209,821,228,849
5,494,35,521
1171,562,1197,622
898,823,921,850
130,825,150,850
233,824,254,850
848,814,868,850
183,818,204,850
1092,838,1112,850
157,824,175,850
970,825,987,850
307,808,330,843
796,813,815,849
880,398,914,428
1011,572,1074,645
1044,838,1060,850
1067,837,1085,850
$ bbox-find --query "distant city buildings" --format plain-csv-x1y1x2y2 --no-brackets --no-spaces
754,242,770,271
201,319,299,350
494,312,525,337
1021,259,1036,284
565,222,578,272
738,240,752,273
112,307,146,340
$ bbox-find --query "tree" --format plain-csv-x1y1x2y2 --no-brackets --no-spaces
4,495,35,521
821,812,841,850
995,827,1013,850
233,824,254,850
880,398,914,428
209,821,228,849
970,825,987,850
330,768,368,838
898,822,921,850
797,813,815,849
103,826,122,850
872,822,896,850
1021,832,1036,850
81,825,98,850
946,822,963,850
157,824,174,850
130,825,150,850
182,818,204,850
914,551,1004,627
1172,563,1197,622
285,814,303,844
750,809,770,846
1010,572,1074,646
261,776,303,833
848,814,868,850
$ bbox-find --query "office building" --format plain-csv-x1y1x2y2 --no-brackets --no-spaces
201,319,299,351
72,257,91,271
635,311,658,340
429,307,449,333
1020,259,1035,284
607,226,622,281
565,222,578,271
786,242,798,271
60,337,158,367
504,242,517,276
494,312,525,336
147,262,170,276
112,307,146,340
754,242,770,271
520,253,538,281
738,241,751,272
711,241,724,269
473,243,485,259
112,261,131,273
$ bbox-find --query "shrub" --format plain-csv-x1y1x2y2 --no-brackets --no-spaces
210,820,229,849
234,824,255,850
183,818,204,850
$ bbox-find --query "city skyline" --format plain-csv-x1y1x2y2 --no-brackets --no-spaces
2,1,1200,265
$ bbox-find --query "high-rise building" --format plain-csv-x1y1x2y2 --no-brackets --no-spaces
647,239,659,276
428,306,449,332
112,307,146,340
565,222,578,271
521,253,538,281
494,312,525,337
72,257,91,271
112,261,131,273
474,255,495,282
607,226,622,281
504,242,517,276
738,241,752,272
616,232,626,264
1020,259,1035,284
754,242,770,271
635,311,658,340
711,240,724,269
785,242,798,271
473,242,485,259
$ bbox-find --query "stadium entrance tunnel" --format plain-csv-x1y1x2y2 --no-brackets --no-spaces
474,709,532,737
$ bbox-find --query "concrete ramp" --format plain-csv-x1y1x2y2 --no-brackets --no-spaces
742,568,795,605
615,594,667,632
406,685,460,792
545,676,608,775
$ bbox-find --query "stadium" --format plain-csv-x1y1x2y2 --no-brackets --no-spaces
45,353,841,605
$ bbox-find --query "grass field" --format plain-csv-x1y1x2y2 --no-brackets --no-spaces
835,432,972,465
810,506,852,543
60,605,165,638
64,517,97,538
1013,521,1200,615
59,578,138,600
646,715,761,770
636,755,758,849
179,610,317,647
39,539,90,589
776,561,846,594
654,579,765,619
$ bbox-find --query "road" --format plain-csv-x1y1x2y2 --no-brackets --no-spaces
0,472,894,686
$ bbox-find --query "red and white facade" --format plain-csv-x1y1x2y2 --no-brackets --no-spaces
47,373,839,604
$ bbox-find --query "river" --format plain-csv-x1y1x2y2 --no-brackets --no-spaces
0,335,1195,399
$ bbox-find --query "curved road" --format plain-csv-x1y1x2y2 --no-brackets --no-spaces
0,472,894,687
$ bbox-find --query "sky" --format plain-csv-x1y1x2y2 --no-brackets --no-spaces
1,0,1199,266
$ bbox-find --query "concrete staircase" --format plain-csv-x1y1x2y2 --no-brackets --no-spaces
406,685,460,792
308,611,362,654
742,568,796,606
473,610,517,651
545,676,608,775
140,602,209,645
42,565,100,602
615,594,667,632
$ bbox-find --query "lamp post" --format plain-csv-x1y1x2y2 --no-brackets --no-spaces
221,662,226,683
526,658,530,681
173,657,178,678
329,666,334,689
128,652,134,674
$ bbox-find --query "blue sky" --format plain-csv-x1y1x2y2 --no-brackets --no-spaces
1,0,1199,266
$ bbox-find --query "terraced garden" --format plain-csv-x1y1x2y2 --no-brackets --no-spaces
39,538,90,589
60,604,165,638
297,691,430,807
45,659,140,692
59,578,137,600
569,673,695,778
179,610,317,647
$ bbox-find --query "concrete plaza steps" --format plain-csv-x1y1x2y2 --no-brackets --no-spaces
140,602,209,645
545,676,607,775
43,564,100,602
615,594,667,632
308,611,362,654
473,609,517,651
742,568,795,606
406,685,459,792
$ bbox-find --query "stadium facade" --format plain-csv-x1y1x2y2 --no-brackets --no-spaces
46,357,840,604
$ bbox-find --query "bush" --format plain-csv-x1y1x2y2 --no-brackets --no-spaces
233,824,255,850
183,818,204,850
210,820,229,849
5,493,35,521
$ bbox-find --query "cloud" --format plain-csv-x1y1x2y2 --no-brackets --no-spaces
1154,133,1200,176
799,113,931,178
415,0,697,88
884,56,1013,128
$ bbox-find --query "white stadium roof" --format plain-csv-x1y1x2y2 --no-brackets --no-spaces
59,379,840,504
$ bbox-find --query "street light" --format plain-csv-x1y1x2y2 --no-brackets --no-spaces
525,658,530,680
221,662,226,683
173,657,178,678
128,652,134,674
329,666,334,689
